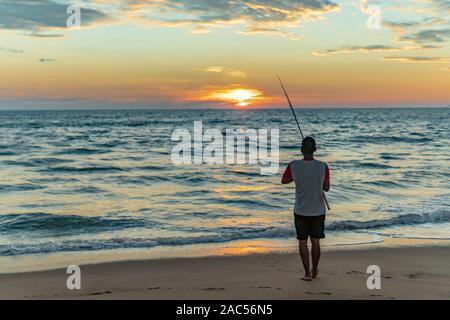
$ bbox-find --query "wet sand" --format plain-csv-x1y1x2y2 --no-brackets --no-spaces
0,245,449,300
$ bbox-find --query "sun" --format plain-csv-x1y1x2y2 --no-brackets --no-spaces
206,88,262,107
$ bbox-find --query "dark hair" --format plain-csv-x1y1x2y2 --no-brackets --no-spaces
301,136,316,155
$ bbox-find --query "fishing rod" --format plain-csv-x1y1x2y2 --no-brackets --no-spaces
277,75,331,211
277,75,304,140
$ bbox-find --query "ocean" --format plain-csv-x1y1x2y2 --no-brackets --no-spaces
0,108,449,268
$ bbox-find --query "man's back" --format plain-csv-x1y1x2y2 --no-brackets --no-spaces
290,159,327,216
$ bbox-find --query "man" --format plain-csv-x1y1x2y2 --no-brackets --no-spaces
281,137,330,281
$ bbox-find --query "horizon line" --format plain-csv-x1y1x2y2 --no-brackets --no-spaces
0,105,448,112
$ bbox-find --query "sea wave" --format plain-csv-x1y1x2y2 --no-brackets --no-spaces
53,148,110,155
0,209,448,256
41,166,124,174
327,209,450,231
0,213,154,236
0,226,292,256
0,184,45,192
350,135,432,144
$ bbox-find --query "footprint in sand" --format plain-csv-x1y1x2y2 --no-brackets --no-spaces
347,270,364,275
306,291,332,295
408,273,423,279
89,291,112,296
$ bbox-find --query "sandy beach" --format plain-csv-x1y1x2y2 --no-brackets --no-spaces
1,243,449,300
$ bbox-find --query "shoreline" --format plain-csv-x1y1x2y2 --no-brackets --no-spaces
1,236,449,274
0,239,449,299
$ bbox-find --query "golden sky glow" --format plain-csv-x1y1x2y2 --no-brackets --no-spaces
0,0,448,109
205,88,263,107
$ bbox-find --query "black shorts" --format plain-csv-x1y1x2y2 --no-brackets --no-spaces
294,214,325,240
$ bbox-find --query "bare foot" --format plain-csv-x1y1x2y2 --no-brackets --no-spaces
312,269,319,279
301,272,312,281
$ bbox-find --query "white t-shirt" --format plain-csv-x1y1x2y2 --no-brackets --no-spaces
290,159,327,216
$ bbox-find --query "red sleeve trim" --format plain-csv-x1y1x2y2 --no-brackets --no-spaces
282,163,292,181
324,164,330,184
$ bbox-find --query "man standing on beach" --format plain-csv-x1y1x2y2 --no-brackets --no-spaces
281,137,330,281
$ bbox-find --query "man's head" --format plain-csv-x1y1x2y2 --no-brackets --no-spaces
301,136,317,156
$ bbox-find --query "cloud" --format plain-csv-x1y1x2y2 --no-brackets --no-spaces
358,1,449,47
313,45,403,56
0,47,23,53
383,16,446,33
400,28,450,43
39,58,56,63
203,66,247,78
382,56,450,63
314,1,450,58
313,43,444,56
433,0,450,10
240,26,302,40
0,0,111,35
383,20,426,32
27,32,64,38
125,0,339,39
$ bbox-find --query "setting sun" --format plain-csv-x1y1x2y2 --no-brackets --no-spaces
206,88,263,107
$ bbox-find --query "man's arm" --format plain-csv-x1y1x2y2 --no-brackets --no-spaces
323,164,330,192
281,163,293,184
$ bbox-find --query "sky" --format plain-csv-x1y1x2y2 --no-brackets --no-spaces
0,0,449,109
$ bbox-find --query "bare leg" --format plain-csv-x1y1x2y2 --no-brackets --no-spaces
298,240,311,280
311,237,321,279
